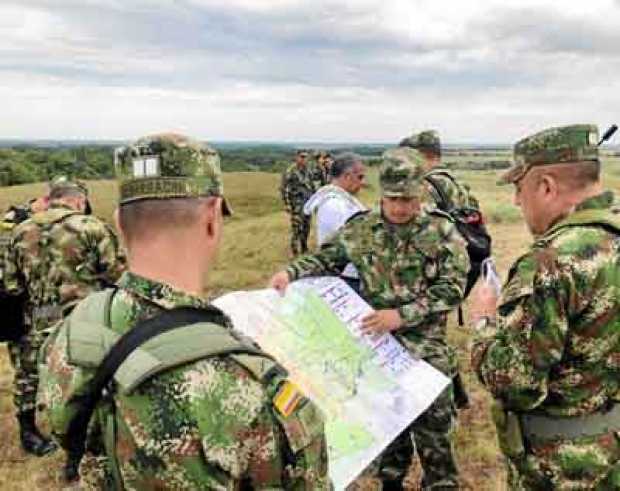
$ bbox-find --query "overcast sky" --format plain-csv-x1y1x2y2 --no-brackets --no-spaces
2,0,619,143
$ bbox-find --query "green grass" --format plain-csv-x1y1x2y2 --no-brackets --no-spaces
0,166,618,490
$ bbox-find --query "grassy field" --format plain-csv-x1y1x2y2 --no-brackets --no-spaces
0,161,619,490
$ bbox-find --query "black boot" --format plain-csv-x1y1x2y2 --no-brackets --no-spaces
18,410,57,456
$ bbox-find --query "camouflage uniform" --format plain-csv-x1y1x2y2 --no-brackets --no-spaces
401,130,486,410
286,147,470,489
313,152,331,188
3,181,124,417
39,133,330,489
281,154,318,255
471,124,620,490
40,271,330,489
399,130,481,212
1,201,36,368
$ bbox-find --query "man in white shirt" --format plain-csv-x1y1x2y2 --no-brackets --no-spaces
303,152,367,289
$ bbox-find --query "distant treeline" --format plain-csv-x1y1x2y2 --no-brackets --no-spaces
0,144,387,186
0,143,529,187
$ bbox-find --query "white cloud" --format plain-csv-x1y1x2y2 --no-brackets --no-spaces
1,0,620,142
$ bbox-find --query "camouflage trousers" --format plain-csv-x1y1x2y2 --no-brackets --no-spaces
507,430,620,490
10,324,52,416
374,384,459,490
289,209,311,256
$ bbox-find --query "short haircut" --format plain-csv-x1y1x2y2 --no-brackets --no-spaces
532,160,600,191
118,197,214,245
49,187,85,200
330,152,363,178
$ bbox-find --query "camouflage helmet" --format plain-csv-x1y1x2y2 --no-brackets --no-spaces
114,133,231,215
49,175,88,196
379,147,426,198
399,130,441,156
499,124,599,185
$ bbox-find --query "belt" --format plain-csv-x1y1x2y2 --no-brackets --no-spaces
520,404,620,443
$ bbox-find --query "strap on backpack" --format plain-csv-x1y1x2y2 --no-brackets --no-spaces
63,298,272,478
423,172,454,212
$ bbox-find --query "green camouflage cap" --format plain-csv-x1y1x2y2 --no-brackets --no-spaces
379,147,426,198
499,124,599,185
49,175,88,196
398,129,441,156
114,133,231,215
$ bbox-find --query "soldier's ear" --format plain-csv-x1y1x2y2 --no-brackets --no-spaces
113,208,127,247
201,197,222,241
539,173,559,199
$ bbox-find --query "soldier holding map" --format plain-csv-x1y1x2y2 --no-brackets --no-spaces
270,147,469,489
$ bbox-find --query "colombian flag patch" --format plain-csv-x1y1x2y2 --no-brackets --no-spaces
273,381,303,417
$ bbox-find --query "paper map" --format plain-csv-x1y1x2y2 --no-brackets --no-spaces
213,277,449,490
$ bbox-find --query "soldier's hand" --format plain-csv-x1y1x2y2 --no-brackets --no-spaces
468,282,498,327
269,271,291,296
360,309,403,334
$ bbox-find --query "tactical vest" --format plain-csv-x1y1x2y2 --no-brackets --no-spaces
59,288,321,489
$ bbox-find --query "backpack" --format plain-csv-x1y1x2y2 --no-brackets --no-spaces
424,170,492,298
59,289,284,486
0,209,80,342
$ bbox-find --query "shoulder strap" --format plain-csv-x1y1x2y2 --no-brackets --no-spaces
64,298,279,468
423,171,454,212
345,209,370,224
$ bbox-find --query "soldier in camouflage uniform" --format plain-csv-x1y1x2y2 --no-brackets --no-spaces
3,177,124,456
281,150,319,255
470,124,620,490
399,130,480,212
39,133,330,489
313,151,332,188
1,195,49,367
401,130,490,409
271,147,470,490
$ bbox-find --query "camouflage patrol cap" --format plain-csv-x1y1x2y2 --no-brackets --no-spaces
114,133,231,215
499,124,599,185
49,175,88,196
379,147,426,198
399,130,441,156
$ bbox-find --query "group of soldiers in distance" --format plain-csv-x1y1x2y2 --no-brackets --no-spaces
0,124,618,490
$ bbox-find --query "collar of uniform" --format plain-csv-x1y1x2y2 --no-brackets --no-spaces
48,202,74,211
574,190,615,212
117,271,211,311
540,190,618,241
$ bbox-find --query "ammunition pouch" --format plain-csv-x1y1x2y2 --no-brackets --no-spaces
490,400,525,458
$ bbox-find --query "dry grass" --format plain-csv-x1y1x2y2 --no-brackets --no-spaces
0,163,618,490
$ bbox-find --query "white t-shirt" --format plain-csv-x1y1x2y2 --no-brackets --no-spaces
304,184,367,278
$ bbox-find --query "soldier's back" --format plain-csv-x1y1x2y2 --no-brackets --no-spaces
423,168,480,210
41,272,330,490
6,207,123,309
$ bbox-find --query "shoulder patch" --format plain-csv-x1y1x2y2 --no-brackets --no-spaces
273,380,304,417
